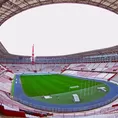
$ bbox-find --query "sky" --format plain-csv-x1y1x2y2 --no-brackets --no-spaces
0,3,118,56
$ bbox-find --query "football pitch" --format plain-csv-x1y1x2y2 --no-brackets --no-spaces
18,74,109,104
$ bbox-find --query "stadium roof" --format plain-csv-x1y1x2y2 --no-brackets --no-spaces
0,0,118,26
36,45,118,57
0,42,31,58
0,0,118,58
0,41,118,58
70,45,118,57
0,41,9,56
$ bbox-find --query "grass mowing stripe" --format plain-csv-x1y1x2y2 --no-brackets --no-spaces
20,74,108,97
38,75,58,95
51,74,80,87
40,75,67,95
32,84,109,104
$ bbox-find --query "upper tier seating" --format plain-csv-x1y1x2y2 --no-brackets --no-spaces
2,64,68,73
68,62,118,73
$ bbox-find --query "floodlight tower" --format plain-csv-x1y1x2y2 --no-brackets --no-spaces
32,44,35,65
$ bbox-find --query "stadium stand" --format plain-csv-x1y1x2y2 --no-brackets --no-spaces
110,74,118,83
0,42,117,117
0,0,118,117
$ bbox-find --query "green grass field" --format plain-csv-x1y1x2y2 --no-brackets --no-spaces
20,74,109,104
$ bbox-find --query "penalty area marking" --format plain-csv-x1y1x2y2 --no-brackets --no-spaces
70,85,79,89
97,87,106,92
44,96,52,99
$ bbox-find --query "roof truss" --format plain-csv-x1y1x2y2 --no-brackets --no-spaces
0,0,118,25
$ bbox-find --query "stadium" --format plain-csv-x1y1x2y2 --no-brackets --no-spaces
0,0,118,118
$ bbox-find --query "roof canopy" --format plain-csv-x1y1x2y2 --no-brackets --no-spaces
0,41,118,58
0,0,118,25
0,0,118,58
